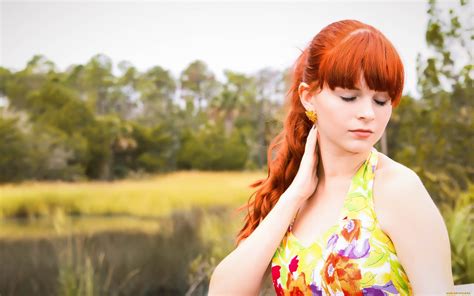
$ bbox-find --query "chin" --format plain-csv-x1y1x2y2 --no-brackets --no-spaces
342,141,374,153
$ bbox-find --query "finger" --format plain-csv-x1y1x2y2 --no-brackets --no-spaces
313,124,318,140
308,125,318,146
312,125,319,156
314,125,319,147
303,125,318,158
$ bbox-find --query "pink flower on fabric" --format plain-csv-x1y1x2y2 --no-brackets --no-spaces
289,255,299,273
271,265,284,296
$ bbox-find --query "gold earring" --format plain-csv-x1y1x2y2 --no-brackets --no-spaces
305,110,318,123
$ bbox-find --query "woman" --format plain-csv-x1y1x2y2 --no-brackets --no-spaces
209,19,453,295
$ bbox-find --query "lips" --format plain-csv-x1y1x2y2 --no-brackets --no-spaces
349,129,373,138
350,129,373,133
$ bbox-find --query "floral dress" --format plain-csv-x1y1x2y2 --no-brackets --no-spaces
271,147,413,295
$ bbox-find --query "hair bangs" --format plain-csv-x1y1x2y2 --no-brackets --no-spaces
318,30,404,106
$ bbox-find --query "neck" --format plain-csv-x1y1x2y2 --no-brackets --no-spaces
316,137,372,187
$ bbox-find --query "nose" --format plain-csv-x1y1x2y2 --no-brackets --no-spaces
357,97,375,121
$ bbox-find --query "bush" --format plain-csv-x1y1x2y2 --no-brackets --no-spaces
177,122,248,170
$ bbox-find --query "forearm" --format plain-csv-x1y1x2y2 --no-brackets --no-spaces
208,190,302,295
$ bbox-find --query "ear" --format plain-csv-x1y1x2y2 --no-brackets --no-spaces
298,82,314,111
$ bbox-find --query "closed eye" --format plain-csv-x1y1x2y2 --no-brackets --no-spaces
374,99,388,106
340,96,388,106
340,96,356,102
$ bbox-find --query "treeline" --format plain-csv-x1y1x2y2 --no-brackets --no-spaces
0,57,287,182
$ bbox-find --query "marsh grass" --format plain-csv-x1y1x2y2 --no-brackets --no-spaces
0,171,267,295
0,170,265,220
1,205,250,295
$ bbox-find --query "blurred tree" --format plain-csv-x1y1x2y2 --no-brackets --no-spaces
180,60,220,122
0,67,12,97
0,116,32,182
130,122,175,173
81,54,116,115
177,121,248,170
252,68,285,168
3,55,55,111
136,65,177,126
208,70,256,137
106,60,141,120
408,0,474,206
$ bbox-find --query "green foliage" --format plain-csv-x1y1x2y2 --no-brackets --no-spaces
82,118,114,179
441,183,474,283
389,0,473,209
29,125,87,180
418,0,473,95
129,122,176,174
177,121,249,170
26,81,95,135
0,109,88,182
389,92,473,206
57,243,97,296
0,116,31,182
1,52,284,181
0,67,12,95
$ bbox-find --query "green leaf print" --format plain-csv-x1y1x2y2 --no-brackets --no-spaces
390,258,411,294
363,247,388,268
280,265,288,287
353,176,366,188
346,195,368,212
273,246,284,262
360,271,377,286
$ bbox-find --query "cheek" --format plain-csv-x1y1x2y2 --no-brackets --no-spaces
381,107,392,124
318,96,345,116
375,109,392,132
317,103,349,132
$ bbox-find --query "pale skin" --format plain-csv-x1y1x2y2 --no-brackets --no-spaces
209,72,454,295
298,73,454,294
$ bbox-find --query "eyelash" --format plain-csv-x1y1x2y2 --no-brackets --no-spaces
340,96,387,106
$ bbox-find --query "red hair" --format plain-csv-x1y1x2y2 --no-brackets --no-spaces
234,19,404,246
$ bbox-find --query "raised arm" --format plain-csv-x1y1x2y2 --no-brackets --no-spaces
209,125,321,295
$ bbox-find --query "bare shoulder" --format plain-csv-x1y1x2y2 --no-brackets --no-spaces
373,151,434,232
373,152,454,292
374,151,418,180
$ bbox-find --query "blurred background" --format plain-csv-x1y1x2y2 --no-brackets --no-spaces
0,0,472,295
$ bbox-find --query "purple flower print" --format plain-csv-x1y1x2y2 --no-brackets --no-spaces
338,238,370,259
345,219,355,232
327,233,339,249
362,280,399,295
309,283,323,296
